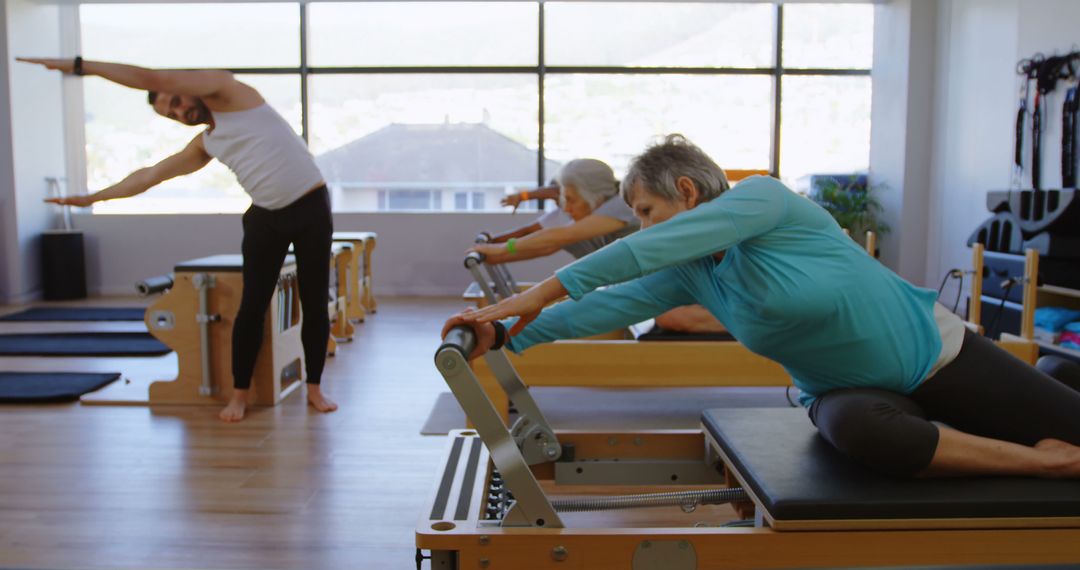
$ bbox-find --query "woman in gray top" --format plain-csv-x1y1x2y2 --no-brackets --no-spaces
472,158,725,334
472,159,639,263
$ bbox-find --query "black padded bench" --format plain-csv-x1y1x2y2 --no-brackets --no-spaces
174,254,296,273
632,321,735,342
702,407,1080,530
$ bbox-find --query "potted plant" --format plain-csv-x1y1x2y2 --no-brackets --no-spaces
808,174,890,255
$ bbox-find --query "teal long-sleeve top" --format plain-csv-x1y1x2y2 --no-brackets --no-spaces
504,176,942,406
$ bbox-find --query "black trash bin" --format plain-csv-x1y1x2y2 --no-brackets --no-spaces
41,230,87,300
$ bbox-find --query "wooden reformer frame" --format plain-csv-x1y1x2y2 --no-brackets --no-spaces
327,242,355,355
332,231,378,322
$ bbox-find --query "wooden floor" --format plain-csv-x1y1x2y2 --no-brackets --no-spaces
0,296,464,570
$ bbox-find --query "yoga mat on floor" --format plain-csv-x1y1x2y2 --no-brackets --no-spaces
0,332,170,357
420,386,797,435
0,372,120,403
0,307,146,322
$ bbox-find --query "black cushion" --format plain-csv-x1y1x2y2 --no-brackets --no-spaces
702,408,1080,525
635,324,735,342
175,255,245,272
175,254,295,273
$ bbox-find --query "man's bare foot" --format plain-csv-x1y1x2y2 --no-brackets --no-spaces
1036,438,1080,478
307,384,338,413
219,389,249,423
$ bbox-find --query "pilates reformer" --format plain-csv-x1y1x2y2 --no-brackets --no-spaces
332,231,378,321
290,241,355,355
416,327,1080,569
83,254,306,406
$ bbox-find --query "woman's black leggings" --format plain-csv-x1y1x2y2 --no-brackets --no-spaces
232,187,333,389
809,330,1080,477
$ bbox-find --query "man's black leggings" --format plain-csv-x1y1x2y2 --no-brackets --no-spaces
809,330,1080,477
232,187,333,389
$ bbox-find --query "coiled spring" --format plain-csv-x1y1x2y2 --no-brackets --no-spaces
551,488,748,513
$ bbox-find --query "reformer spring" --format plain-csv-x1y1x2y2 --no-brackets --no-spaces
550,488,748,513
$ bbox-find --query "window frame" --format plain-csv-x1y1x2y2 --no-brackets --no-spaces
74,2,873,212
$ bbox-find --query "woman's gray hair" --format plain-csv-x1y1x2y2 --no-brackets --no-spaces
621,134,730,206
556,158,619,209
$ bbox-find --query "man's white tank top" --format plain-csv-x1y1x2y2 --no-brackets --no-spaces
202,104,324,210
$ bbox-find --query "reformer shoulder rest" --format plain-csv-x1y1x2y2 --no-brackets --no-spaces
174,254,296,273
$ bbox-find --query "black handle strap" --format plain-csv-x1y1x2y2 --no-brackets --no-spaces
1032,92,1043,190
1064,87,1078,188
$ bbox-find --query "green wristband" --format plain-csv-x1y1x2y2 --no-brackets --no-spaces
505,238,517,254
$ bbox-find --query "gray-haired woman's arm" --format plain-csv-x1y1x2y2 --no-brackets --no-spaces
501,267,697,353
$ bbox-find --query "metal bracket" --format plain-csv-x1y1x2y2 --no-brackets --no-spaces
435,331,563,529
464,253,499,306
483,263,514,300
192,273,217,397
149,310,175,331
633,540,697,570
510,416,561,465
501,499,556,529
483,350,561,463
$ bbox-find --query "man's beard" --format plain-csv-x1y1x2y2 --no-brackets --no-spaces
187,101,211,125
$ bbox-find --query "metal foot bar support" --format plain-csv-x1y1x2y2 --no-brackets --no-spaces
464,252,499,306
436,327,563,528
192,273,220,396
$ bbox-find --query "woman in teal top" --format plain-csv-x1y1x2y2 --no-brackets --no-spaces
447,135,1080,479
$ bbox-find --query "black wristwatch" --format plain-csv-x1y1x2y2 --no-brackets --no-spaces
73,56,84,76
491,321,507,351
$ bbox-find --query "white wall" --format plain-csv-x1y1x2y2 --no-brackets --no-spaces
868,0,938,285
0,0,67,304
0,0,17,302
76,212,572,297
926,0,1078,299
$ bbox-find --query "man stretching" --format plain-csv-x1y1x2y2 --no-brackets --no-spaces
19,57,337,422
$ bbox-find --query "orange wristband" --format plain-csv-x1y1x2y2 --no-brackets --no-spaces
520,191,530,200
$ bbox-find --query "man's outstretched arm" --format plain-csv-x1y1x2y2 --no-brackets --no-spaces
17,57,235,99
46,135,213,208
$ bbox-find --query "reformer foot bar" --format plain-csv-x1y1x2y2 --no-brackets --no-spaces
417,327,1080,570
464,232,527,307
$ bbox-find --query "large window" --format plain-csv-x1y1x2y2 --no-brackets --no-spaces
78,2,873,214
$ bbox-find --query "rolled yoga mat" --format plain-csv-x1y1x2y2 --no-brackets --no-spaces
0,372,120,403
0,332,170,357
0,307,146,322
